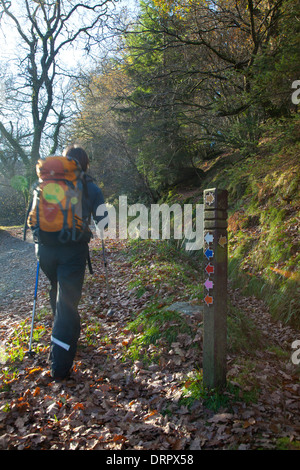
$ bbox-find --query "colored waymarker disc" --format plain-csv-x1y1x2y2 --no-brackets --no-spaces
204,294,213,306
205,263,214,275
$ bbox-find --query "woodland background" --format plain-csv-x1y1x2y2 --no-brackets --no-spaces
0,0,299,451
0,0,299,326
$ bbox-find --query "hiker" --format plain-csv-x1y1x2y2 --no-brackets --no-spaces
28,145,107,381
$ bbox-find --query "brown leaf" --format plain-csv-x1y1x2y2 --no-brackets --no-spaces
208,413,234,423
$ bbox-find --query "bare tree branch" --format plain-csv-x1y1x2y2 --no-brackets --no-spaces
0,0,118,182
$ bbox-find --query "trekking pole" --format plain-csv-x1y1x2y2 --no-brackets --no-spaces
101,238,114,317
26,261,40,356
94,222,114,317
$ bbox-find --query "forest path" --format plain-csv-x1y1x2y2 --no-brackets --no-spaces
0,226,299,451
0,228,38,309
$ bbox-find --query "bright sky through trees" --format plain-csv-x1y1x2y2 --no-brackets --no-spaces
0,0,139,68
0,0,140,175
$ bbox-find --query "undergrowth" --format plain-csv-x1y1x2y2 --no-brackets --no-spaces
227,301,263,353
124,303,196,364
166,124,300,327
180,363,261,413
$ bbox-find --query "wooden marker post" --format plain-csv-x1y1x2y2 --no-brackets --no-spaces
203,188,228,389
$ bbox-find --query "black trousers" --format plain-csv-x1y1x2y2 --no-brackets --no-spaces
36,242,88,379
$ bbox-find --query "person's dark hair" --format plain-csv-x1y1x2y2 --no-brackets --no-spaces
63,144,89,172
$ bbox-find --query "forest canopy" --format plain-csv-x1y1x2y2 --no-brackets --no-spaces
68,0,299,202
0,0,299,203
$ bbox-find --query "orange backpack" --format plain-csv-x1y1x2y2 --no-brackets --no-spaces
28,156,88,243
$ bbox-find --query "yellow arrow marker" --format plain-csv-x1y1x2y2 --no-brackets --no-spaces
218,235,227,248
205,192,215,205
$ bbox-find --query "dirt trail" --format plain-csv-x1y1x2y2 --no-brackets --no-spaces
0,229,37,308
0,227,299,450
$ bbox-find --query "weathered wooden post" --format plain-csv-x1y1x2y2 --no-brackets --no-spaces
203,188,228,389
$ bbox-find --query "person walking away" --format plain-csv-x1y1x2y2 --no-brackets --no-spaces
28,145,107,381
